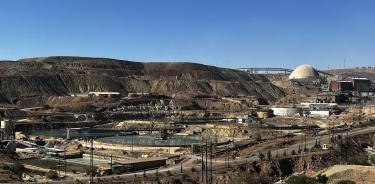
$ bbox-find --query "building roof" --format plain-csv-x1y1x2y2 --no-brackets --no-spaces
289,64,319,80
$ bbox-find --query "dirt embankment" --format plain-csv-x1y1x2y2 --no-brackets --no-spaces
0,56,285,107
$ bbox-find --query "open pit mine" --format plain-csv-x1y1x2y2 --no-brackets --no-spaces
0,57,375,184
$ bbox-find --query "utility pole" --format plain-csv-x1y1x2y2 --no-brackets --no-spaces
90,139,94,184
232,129,235,160
201,139,204,183
205,140,208,184
210,142,213,184
64,150,67,177
110,155,113,170
328,121,331,144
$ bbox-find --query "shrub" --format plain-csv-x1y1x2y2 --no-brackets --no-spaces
266,150,272,160
316,174,328,184
336,180,356,184
256,134,262,142
167,170,172,176
231,171,270,184
259,152,265,160
46,170,58,179
11,163,25,175
347,153,370,166
285,174,324,184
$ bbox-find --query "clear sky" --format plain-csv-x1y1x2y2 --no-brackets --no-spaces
0,0,374,69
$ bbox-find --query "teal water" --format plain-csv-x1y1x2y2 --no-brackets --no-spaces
32,129,133,138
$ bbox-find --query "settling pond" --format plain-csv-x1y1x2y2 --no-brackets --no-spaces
31,129,134,138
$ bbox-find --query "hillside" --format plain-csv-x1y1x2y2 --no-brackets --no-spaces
328,67,375,81
0,56,285,106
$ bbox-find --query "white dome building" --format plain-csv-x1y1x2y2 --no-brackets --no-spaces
289,64,319,80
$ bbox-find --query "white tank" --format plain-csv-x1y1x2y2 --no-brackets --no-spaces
271,107,302,117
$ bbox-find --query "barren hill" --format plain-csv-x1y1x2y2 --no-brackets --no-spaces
0,56,285,106
328,67,375,81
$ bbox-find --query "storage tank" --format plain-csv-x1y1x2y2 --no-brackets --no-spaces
271,107,302,117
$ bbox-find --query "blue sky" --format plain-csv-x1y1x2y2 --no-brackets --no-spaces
0,0,375,69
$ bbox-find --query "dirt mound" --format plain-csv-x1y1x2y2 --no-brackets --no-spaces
0,56,285,106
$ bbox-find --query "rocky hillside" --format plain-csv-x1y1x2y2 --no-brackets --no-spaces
0,56,284,106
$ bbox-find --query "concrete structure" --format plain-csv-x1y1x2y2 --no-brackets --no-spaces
111,157,168,173
70,93,89,97
237,67,292,74
309,110,330,118
88,92,121,98
316,93,347,103
299,102,338,110
289,64,319,80
271,107,302,117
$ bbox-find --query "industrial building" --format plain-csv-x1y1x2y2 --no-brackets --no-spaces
270,107,302,117
330,80,353,92
352,78,371,92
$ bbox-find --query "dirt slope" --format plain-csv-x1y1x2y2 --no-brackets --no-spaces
0,56,285,106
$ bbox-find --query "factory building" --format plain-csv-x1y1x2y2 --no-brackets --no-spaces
352,78,371,92
270,107,302,117
330,80,353,92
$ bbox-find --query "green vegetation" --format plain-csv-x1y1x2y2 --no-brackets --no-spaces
231,171,270,184
347,153,370,166
369,155,375,164
336,180,356,184
256,133,262,142
11,163,25,175
46,170,58,179
285,174,328,184
259,152,265,160
266,150,272,160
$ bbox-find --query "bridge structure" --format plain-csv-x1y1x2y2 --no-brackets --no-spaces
237,67,293,74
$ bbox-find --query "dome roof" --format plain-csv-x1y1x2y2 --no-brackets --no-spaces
289,64,319,80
